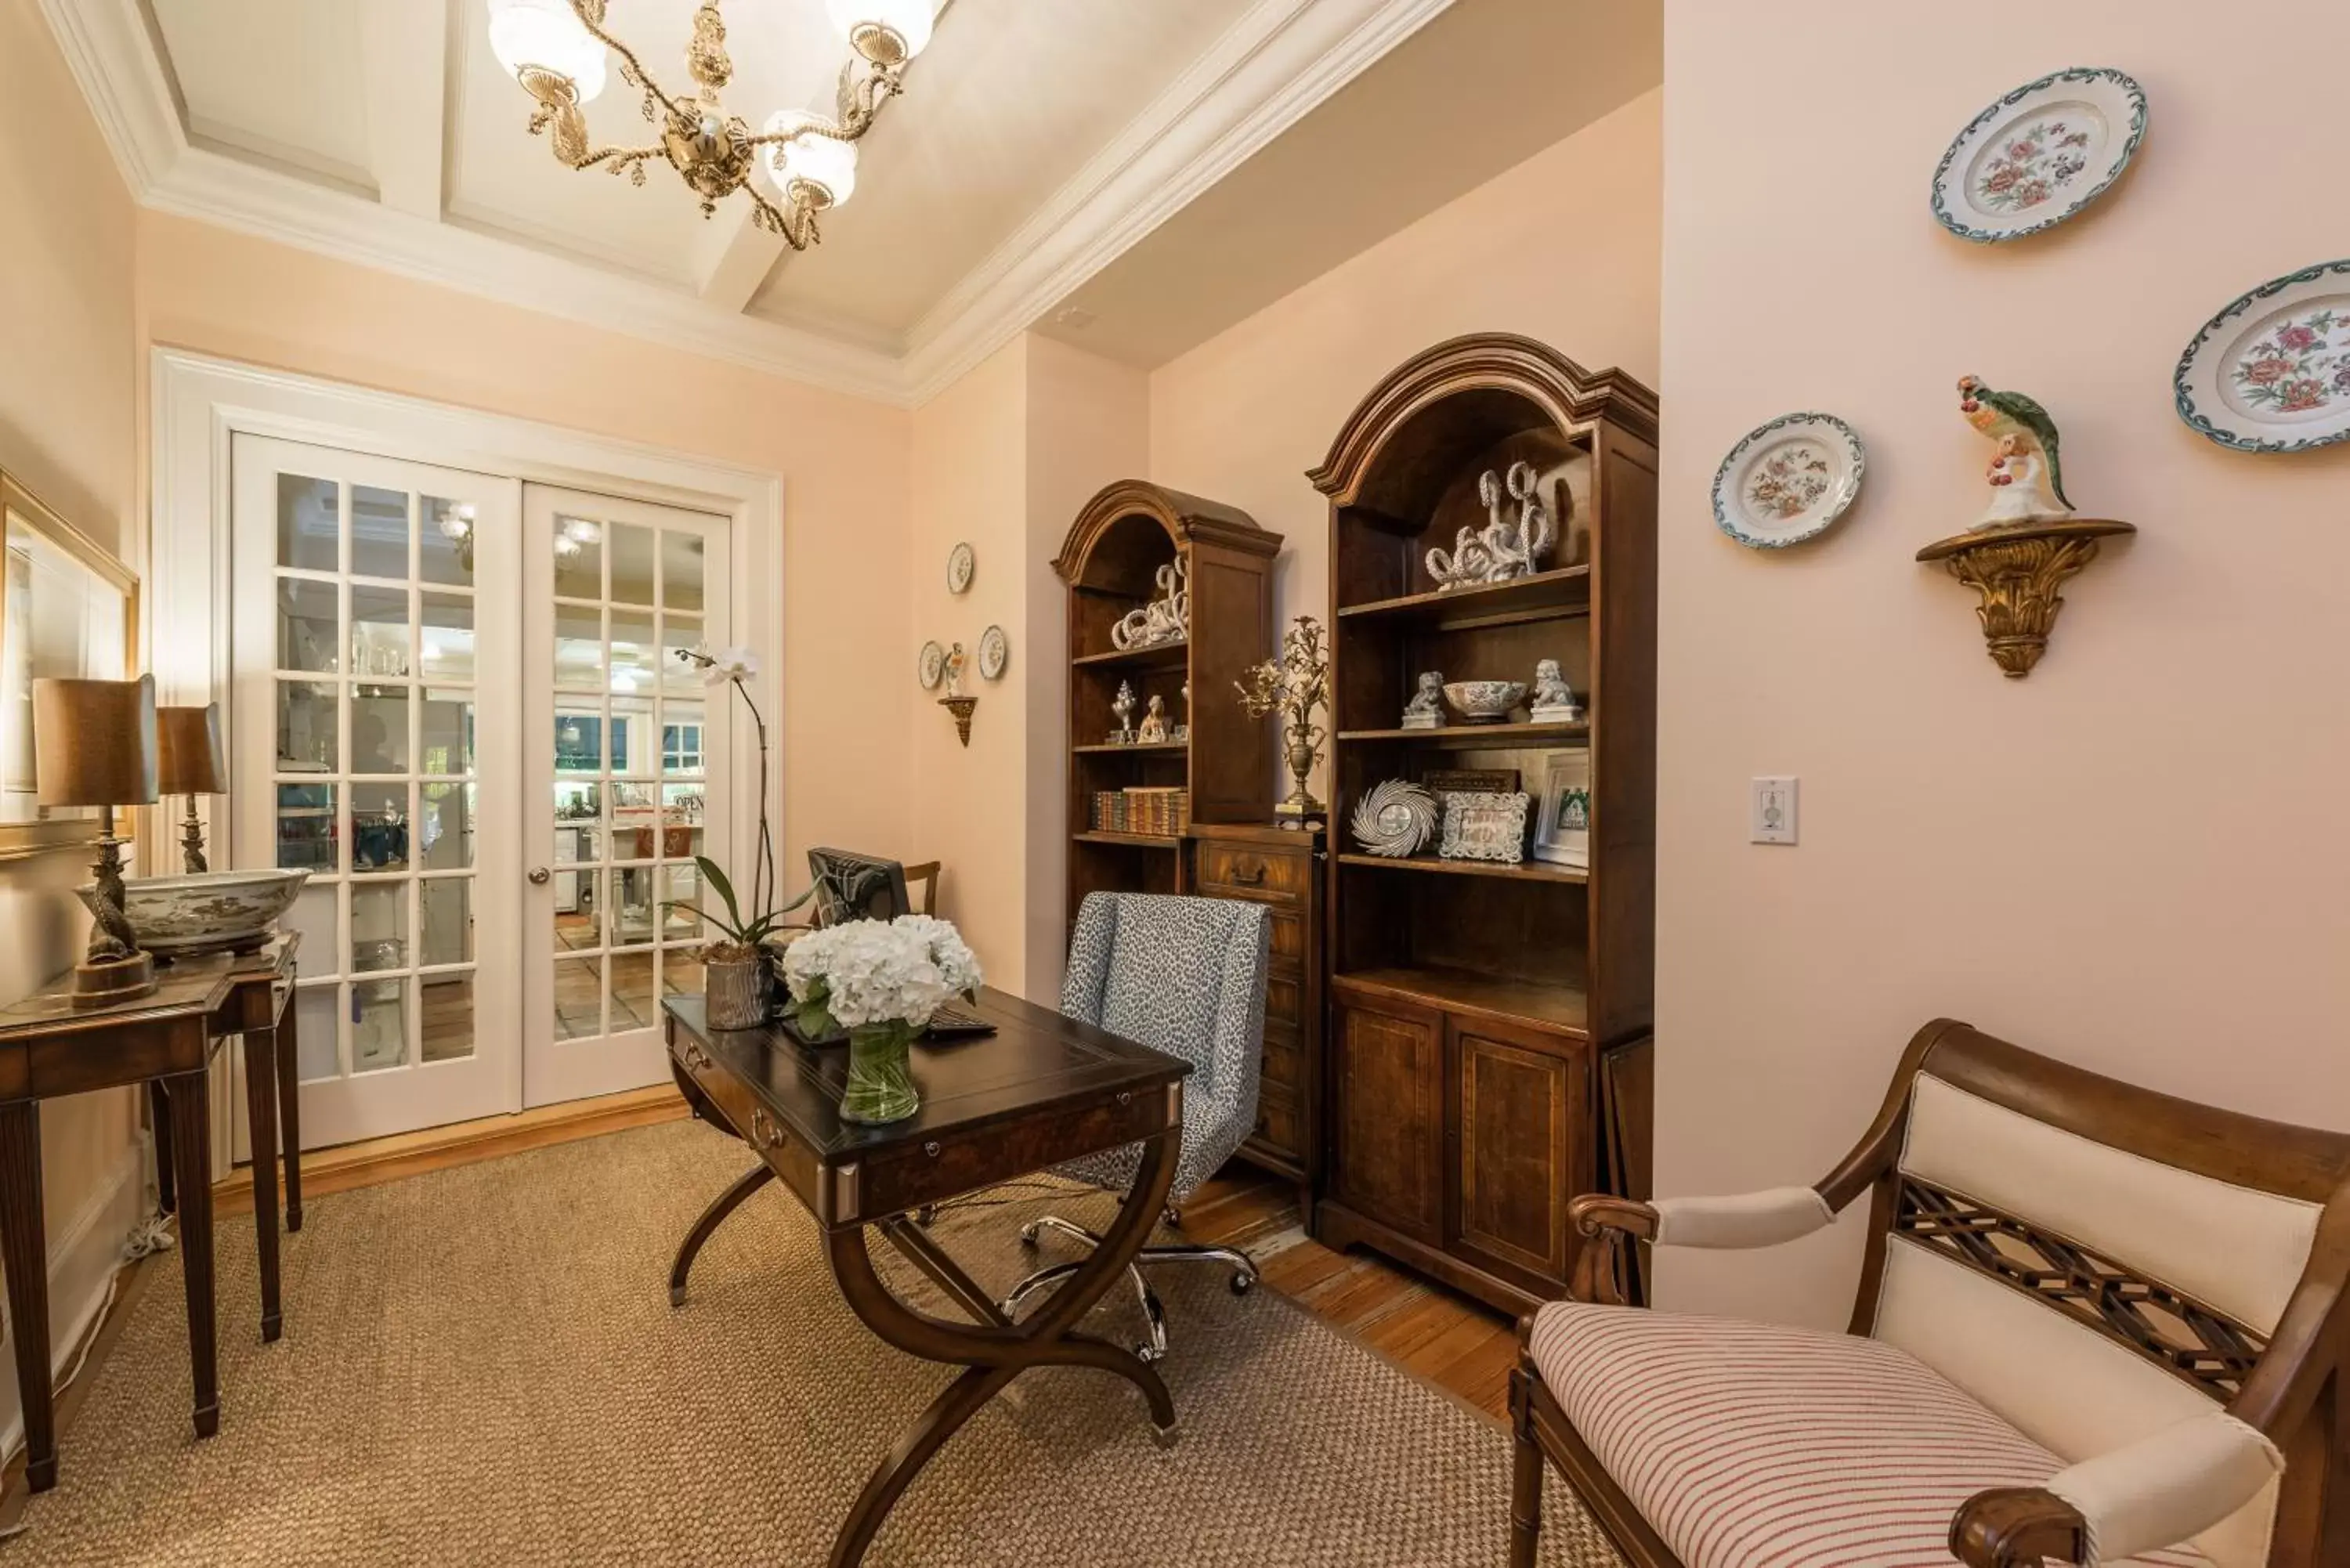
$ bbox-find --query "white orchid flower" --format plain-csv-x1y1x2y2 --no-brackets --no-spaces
702,645,760,686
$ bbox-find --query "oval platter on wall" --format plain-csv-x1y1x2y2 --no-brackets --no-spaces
1931,67,2147,244
1710,412,1866,550
2175,258,2350,453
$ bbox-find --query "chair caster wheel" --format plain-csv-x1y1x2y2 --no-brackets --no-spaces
1230,1272,1256,1297
1018,1222,1041,1248
1137,1342,1164,1365
1151,1421,1180,1451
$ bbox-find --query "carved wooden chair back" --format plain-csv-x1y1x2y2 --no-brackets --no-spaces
1844,1021,2350,1567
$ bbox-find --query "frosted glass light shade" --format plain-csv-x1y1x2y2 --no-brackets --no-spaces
760,111,859,208
824,0,933,61
489,0,609,103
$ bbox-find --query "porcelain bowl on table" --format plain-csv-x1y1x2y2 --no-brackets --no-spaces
1442,681,1527,724
110,869,311,957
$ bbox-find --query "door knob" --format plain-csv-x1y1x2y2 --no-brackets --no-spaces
527,865,551,885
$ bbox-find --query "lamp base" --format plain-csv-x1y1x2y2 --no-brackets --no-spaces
70,951,156,1010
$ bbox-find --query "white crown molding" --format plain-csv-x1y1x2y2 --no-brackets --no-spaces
47,0,1452,412
898,0,1454,403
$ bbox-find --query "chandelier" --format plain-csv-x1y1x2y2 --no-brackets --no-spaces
486,0,932,250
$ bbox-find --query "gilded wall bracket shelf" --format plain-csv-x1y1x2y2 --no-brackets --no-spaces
940,695,977,746
1917,518,2135,677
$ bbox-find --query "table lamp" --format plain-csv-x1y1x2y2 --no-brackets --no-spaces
156,703,226,873
33,674,159,1007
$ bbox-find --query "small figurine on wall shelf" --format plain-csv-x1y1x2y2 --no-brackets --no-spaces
1920,376,2135,678
1110,680,1137,742
938,643,977,746
1425,461,1556,591
1400,670,1447,730
1138,695,1170,743
1957,375,2073,530
942,642,967,699
1529,659,1582,724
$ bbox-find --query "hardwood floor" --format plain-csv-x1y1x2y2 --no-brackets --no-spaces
212,1098,1520,1420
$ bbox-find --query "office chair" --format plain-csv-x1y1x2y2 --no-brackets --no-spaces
1000,891,1270,1363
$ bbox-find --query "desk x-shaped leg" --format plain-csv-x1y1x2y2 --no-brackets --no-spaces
818,1128,1180,1568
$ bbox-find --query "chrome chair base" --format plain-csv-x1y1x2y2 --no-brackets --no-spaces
1000,1212,1257,1364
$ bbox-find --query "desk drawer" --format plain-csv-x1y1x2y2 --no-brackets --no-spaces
1267,910,1306,967
1251,1079,1303,1162
1261,1020,1303,1091
1265,971,1303,1028
1197,840,1311,901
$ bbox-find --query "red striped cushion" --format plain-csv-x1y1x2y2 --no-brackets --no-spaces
1529,1303,2214,1568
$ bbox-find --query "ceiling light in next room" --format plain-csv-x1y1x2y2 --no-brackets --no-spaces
485,0,934,251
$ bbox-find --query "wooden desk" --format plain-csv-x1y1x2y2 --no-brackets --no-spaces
0,935,298,1491
663,990,1190,1568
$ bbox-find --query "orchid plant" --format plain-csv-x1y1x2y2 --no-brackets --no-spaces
661,644,786,961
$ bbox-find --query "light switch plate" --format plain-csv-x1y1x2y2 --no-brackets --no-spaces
1751,776,1798,844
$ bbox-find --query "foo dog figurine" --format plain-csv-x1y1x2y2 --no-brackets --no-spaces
1426,461,1556,591
1401,670,1447,730
1958,375,2075,530
1529,659,1582,724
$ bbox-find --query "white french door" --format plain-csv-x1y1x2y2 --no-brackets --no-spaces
232,435,524,1146
522,486,732,1109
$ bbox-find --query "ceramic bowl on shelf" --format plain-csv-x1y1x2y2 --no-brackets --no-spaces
110,869,311,957
1441,681,1526,724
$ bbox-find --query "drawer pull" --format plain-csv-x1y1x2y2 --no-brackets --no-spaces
924,1140,941,1158
750,1108,786,1150
1230,858,1267,886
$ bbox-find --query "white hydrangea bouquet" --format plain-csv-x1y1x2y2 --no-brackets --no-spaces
782,915,982,1125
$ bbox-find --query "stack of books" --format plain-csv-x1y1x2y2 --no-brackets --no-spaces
1090,787,1191,837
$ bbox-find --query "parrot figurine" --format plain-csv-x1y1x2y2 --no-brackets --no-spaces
1958,374,2076,529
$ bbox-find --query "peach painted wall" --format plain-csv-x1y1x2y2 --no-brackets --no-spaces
1148,90,1665,786
135,212,917,879
1654,2,2350,1327
903,334,1148,1003
0,0,148,1438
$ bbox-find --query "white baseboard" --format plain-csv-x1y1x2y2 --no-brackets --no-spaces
0,1141,149,1458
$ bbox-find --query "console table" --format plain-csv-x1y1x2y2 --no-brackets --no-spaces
0,934,298,1491
664,989,1189,1568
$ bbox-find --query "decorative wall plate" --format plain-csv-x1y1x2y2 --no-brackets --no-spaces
1931,67,2146,244
946,541,975,594
2175,259,2350,453
1350,779,1439,858
1711,413,1865,549
917,640,946,690
978,624,1009,681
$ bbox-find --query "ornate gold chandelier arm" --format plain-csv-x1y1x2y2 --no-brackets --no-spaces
564,0,689,121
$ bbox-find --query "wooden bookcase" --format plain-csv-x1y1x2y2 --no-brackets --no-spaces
1050,481,1280,920
1307,334,1658,1316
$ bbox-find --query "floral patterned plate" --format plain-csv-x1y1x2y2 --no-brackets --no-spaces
2175,259,2350,453
1710,413,1866,550
1932,67,2146,244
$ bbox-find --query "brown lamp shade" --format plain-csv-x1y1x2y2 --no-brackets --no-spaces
156,703,228,796
32,675,157,807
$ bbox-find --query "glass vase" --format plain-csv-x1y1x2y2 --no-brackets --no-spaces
841,1021,921,1125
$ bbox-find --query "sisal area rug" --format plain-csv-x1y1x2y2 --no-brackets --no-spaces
2,1118,1616,1566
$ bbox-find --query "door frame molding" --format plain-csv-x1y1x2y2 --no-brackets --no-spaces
151,348,784,1174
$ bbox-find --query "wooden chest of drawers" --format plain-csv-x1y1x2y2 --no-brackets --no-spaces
1190,822,1323,1220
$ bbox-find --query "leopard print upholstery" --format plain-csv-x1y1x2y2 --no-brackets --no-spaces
1056,892,1270,1203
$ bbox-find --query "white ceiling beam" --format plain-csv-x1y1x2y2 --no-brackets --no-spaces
360,0,451,219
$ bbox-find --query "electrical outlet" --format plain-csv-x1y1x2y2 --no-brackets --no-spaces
1751,777,1799,845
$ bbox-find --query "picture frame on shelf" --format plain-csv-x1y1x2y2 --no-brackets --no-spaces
1531,749,1592,869
1437,790,1530,864
1424,767,1517,797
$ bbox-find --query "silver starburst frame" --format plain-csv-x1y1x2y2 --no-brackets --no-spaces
1350,779,1439,858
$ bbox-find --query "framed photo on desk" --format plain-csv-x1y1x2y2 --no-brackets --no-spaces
0,467,139,861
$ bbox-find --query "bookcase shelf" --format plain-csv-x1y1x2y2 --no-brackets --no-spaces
1308,332,1658,1318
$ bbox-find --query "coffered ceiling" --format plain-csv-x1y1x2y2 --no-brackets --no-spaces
45,0,1655,404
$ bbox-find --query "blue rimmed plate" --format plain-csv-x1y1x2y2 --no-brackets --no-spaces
1932,67,2146,243
1711,413,1866,551
2175,259,2350,453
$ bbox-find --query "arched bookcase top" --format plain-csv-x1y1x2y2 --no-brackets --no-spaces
1051,479,1279,596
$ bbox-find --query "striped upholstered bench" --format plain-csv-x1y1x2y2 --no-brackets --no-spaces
1508,1019,2350,1568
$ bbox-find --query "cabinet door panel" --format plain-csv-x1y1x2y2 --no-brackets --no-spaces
1450,1021,1585,1284
1330,992,1443,1241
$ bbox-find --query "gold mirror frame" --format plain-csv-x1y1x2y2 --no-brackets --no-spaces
0,467,141,861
